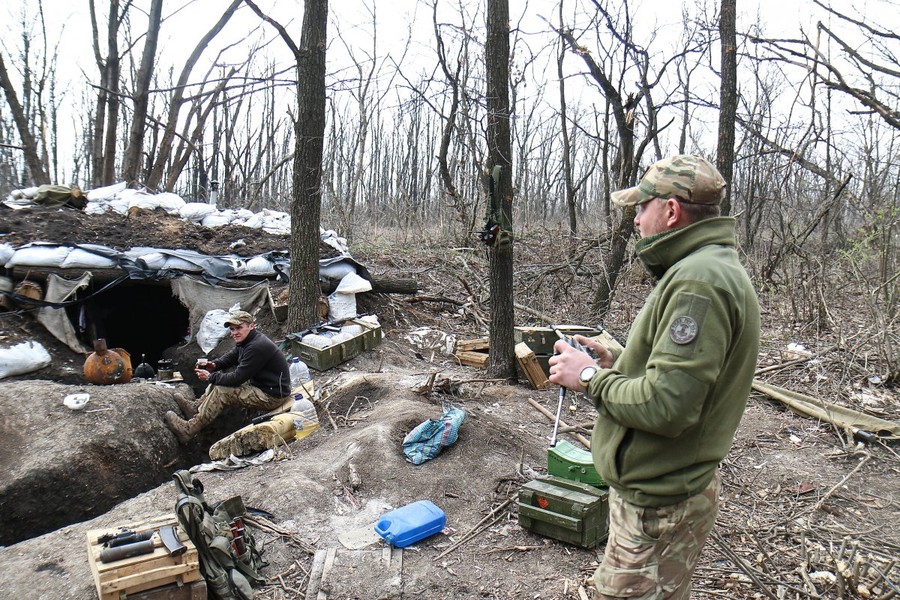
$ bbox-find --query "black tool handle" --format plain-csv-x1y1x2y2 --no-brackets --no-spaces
99,539,155,563
104,528,154,548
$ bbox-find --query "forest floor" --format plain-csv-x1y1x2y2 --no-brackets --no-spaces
0,203,898,599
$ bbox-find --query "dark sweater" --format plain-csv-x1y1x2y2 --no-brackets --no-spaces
208,329,291,398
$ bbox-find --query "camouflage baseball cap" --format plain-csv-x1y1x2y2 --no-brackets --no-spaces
223,310,256,328
611,155,725,207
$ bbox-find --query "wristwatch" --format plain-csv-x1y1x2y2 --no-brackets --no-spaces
579,365,598,387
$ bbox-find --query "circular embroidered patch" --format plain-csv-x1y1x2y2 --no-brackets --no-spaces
669,316,698,345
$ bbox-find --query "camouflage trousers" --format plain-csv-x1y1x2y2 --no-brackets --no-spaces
592,472,720,599
197,382,288,423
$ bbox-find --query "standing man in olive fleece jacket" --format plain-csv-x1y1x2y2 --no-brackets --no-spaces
165,310,292,444
549,155,760,600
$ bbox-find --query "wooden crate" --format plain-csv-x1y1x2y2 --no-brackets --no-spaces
515,342,549,389
87,514,201,600
289,319,383,371
455,350,489,367
454,336,490,352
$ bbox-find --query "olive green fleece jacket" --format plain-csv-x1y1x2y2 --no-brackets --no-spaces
585,217,760,508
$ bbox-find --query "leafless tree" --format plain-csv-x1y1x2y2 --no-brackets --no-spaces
485,0,516,377
716,0,737,215
120,0,162,185
245,0,329,331
144,0,243,192
0,52,49,184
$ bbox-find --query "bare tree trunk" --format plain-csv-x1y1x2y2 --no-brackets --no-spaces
120,0,163,185
557,7,577,236
145,0,242,191
289,0,329,331
245,0,329,332
485,0,516,378
0,52,50,184
716,0,737,215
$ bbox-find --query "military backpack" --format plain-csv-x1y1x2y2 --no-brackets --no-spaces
173,470,267,600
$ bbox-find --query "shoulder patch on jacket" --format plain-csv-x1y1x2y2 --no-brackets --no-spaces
661,292,710,356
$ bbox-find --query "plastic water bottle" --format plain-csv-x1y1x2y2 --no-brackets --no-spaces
288,357,311,388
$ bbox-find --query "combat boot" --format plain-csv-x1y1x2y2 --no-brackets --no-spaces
164,411,211,444
173,392,200,419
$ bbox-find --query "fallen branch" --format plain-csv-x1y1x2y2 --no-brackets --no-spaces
434,496,516,560
526,397,591,449
710,531,783,600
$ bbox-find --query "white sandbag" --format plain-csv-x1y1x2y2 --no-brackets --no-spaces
0,243,14,267
319,261,356,281
0,341,52,379
87,181,127,201
108,197,132,214
301,333,334,349
61,247,118,269
162,255,203,272
341,324,364,338
238,214,265,229
196,309,232,354
180,202,218,222
358,315,380,327
235,208,255,220
320,228,349,253
201,210,236,228
134,252,167,270
196,302,242,354
128,191,160,210
335,272,372,294
155,192,186,214
84,200,110,215
327,291,357,321
245,255,276,276
262,209,291,235
5,245,72,268
262,223,291,235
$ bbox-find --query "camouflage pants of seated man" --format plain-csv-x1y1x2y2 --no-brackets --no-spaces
197,381,288,423
592,472,720,600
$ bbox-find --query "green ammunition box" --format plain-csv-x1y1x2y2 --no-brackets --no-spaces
514,327,558,355
515,326,604,356
518,475,609,548
289,319,383,371
547,440,605,487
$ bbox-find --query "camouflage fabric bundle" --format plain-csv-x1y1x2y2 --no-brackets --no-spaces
402,406,466,465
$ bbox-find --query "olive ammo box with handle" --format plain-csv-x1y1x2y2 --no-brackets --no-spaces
547,440,606,487
518,475,609,548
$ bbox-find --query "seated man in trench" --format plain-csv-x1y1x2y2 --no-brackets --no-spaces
164,310,292,444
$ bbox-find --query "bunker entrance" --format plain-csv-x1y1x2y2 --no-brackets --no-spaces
77,281,190,371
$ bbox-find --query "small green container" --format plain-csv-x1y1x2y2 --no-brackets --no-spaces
547,440,606,487
518,475,609,548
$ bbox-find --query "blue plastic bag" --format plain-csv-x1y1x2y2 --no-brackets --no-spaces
402,407,466,465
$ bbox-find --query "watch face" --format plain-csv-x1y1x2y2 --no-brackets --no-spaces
580,366,597,384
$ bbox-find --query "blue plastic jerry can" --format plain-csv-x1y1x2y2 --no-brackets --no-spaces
374,500,446,548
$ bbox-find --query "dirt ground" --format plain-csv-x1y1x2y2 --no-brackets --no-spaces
0,205,898,599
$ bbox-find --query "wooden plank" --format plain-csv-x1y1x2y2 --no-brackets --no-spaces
590,330,624,354
454,350,489,367
515,342,549,389
454,337,490,352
